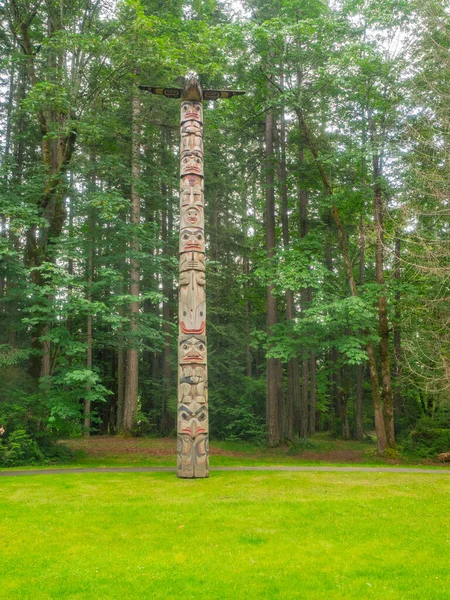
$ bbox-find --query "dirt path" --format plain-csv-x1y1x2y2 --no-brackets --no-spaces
1,465,450,477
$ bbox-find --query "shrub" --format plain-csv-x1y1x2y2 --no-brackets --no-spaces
35,433,74,463
0,429,73,467
0,429,43,466
131,412,152,437
287,437,319,455
402,420,450,458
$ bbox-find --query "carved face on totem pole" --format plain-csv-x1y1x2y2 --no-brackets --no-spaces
177,401,208,438
179,335,207,365
177,400,209,476
179,270,206,335
181,101,203,124
179,228,205,253
180,174,203,191
180,204,204,229
180,151,203,177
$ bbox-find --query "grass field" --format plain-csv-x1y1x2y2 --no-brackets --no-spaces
2,470,450,599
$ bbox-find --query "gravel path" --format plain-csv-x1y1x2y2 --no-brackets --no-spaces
1,465,450,477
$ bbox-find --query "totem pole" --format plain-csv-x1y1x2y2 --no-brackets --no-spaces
140,78,244,478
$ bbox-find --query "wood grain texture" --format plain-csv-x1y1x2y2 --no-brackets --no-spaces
177,79,209,478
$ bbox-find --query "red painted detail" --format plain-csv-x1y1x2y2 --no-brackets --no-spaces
180,321,205,335
184,355,204,362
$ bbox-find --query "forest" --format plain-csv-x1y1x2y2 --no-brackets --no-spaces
1,0,449,464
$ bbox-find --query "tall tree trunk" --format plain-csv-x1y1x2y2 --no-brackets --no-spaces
280,95,299,441
116,212,127,432
0,216,5,301
341,364,351,439
109,351,117,434
160,172,173,434
309,349,317,435
355,216,365,441
372,148,395,448
243,256,252,378
356,364,365,441
123,87,141,434
117,347,125,431
308,287,317,434
66,174,74,339
4,53,15,160
298,111,387,452
14,58,26,188
325,238,339,432
393,235,402,416
265,108,283,446
209,185,219,262
140,153,157,419
298,140,309,438
0,55,15,300
84,207,94,435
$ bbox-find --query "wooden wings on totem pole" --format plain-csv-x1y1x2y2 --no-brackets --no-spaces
138,85,245,101
139,78,245,478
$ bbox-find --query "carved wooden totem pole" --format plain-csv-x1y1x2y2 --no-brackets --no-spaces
140,78,244,478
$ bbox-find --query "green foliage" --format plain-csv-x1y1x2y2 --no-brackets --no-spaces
0,346,30,367
287,437,319,455
402,418,450,458
0,430,73,467
130,412,153,437
44,369,112,434
22,82,71,115
0,430,43,466
210,377,266,442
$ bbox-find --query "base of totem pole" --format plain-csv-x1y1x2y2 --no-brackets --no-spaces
177,467,210,479
177,472,209,479
177,433,209,478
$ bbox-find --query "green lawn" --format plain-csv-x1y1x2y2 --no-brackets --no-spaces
2,471,450,599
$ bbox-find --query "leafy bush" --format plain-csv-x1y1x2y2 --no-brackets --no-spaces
0,429,74,467
287,437,319,455
34,433,74,463
402,420,450,458
44,368,111,435
383,446,403,460
220,406,266,443
0,430,43,466
131,412,152,437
